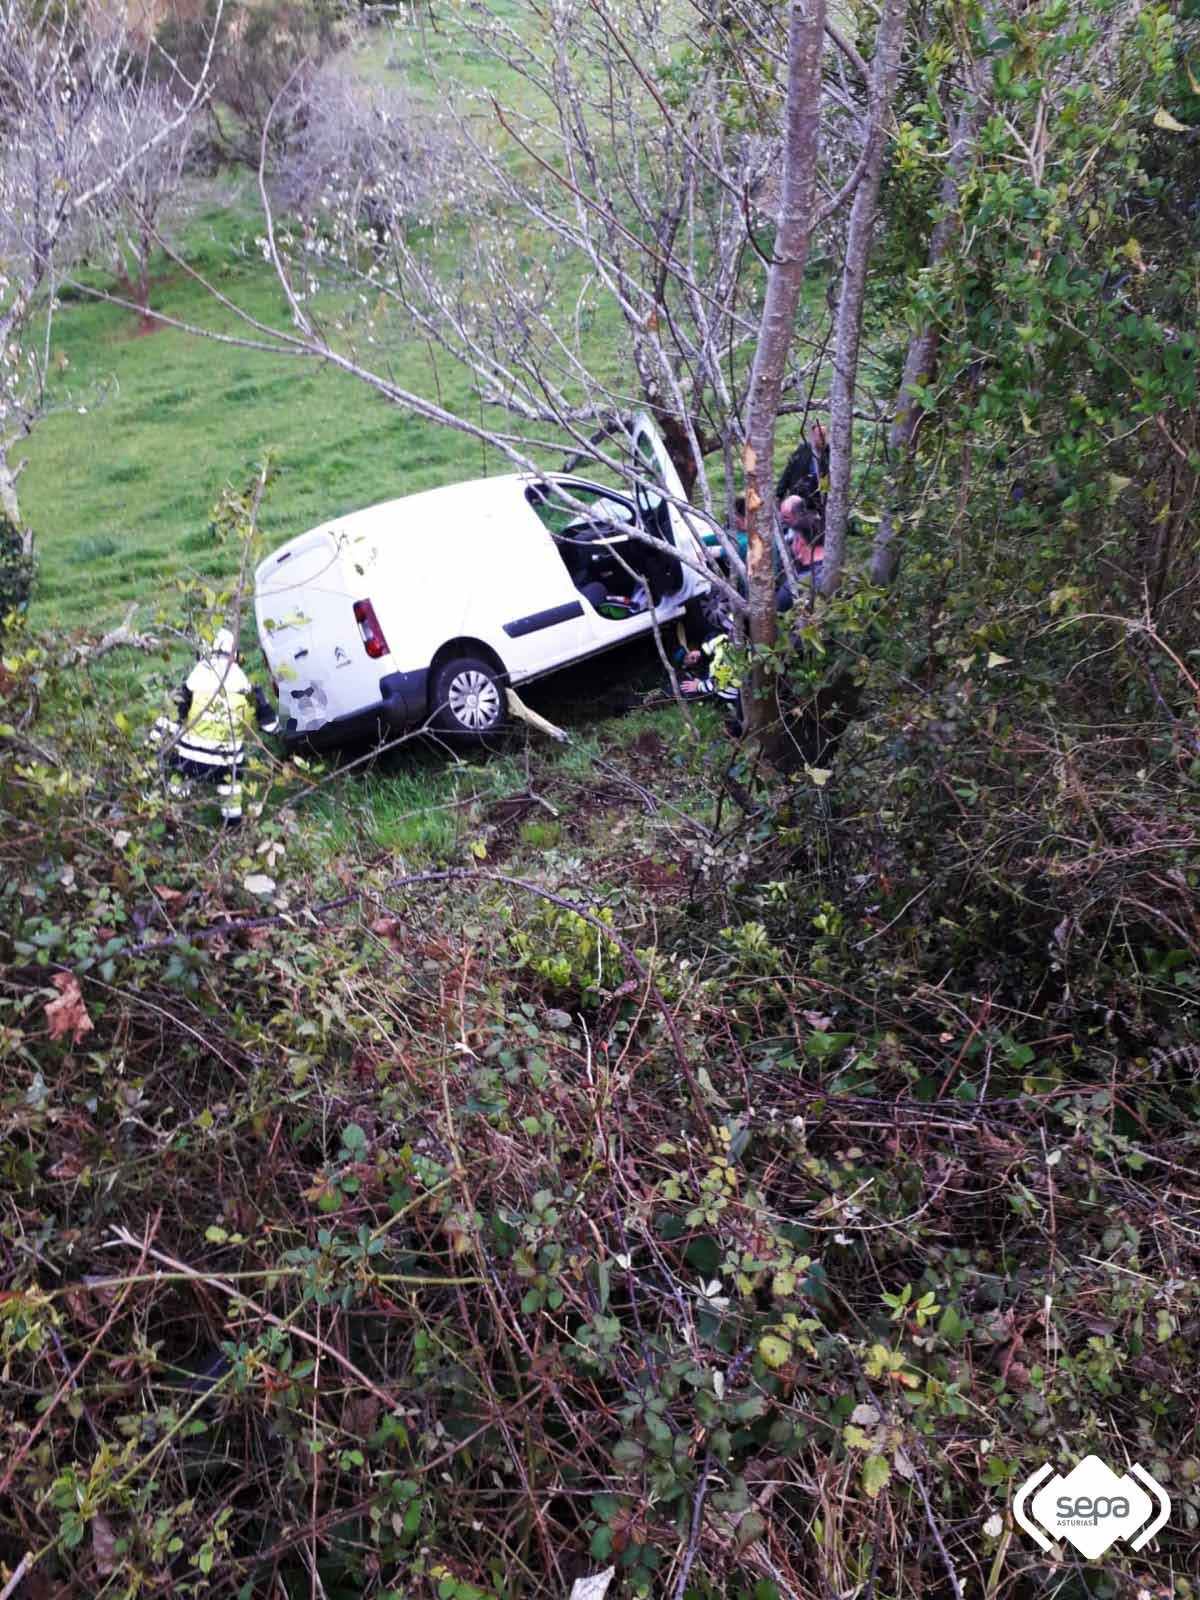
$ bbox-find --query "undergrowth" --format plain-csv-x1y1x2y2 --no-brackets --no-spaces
7,1,1200,1592
3,566,1200,1600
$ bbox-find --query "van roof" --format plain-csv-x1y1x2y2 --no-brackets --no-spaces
258,469,642,579
258,474,549,570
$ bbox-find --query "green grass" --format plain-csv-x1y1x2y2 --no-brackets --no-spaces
21,192,644,634
354,0,533,96
300,749,526,859
20,191,498,633
20,0,635,640
254,693,715,877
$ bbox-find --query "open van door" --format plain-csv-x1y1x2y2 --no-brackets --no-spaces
630,413,709,600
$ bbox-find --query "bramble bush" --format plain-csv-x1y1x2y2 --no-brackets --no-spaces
5,3,1200,1592
4,545,1200,1599
0,512,33,624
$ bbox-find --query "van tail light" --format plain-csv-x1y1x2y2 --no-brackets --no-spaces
353,598,390,660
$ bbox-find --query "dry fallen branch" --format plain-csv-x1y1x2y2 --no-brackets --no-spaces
63,603,160,664
104,1227,480,1411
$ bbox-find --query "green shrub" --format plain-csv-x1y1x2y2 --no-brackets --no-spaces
508,900,623,1002
0,512,34,626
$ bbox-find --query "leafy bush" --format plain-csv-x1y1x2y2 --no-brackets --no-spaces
153,0,346,167
4,574,1200,1599
508,899,623,1002
0,512,33,625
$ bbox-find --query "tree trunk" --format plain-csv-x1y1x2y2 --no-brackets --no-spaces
742,0,827,737
137,225,153,324
0,441,34,621
869,105,976,587
659,412,710,500
0,305,30,533
0,445,22,526
819,0,907,594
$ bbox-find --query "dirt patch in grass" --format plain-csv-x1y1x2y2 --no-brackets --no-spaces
621,853,689,895
482,775,648,861
481,791,561,861
628,729,666,761
485,794,543,829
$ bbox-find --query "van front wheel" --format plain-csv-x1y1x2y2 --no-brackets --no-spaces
431,657,506,740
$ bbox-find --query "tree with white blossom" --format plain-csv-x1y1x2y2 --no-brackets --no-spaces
0,0,213,540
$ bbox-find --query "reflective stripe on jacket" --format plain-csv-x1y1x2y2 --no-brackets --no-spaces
180,656,255,764
697,633,741,701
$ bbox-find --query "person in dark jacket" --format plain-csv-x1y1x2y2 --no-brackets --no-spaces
776,419,829,512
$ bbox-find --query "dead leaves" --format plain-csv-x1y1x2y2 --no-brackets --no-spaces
44,973,94,1047
369,914,404,951
91,1513,118,1576
46,1150,86,1181
340,1393,380,1440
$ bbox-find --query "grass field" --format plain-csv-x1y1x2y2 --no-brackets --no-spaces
296,687,718,862
18,0,636,635
20,186,507,633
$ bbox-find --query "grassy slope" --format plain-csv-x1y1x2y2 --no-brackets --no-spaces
21,192,500,632
17,3,532,629
20,0,766,636
20,0,628,633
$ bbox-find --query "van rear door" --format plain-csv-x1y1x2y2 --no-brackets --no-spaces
255,526,391,738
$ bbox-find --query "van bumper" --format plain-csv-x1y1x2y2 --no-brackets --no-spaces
380,668,430,726
283,668,428,753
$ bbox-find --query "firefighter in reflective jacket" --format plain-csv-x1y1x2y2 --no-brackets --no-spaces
153,628,279,823
670,596,743,732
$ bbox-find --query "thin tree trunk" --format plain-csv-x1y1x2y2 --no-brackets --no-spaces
0,446,22,526
869,105,976,586
0,303,29,530
138,226,153,322
819,0,907,594
742,0,827,736
0,442,33,614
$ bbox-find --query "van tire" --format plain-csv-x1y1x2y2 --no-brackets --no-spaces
431,656,506,740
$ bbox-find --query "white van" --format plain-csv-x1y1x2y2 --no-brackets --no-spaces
254,415,713,748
